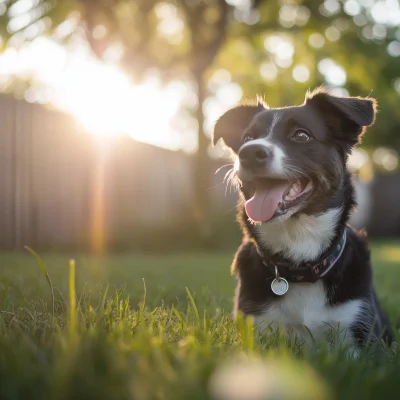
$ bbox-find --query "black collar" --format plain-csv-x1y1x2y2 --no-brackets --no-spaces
257,230,347,283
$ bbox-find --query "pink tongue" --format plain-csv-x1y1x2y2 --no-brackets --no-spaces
245,180,290,222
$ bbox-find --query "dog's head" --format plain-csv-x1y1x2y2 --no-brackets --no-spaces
213,88,376,224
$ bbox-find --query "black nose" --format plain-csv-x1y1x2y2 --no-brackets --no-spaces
239,145,270,169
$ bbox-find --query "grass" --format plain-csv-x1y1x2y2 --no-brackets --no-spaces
0,241,400,400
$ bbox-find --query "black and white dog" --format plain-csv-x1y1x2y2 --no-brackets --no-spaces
213,88,393,348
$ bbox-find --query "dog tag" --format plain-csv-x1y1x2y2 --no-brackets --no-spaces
271,278,289,296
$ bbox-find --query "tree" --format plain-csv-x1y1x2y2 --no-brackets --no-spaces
75,0,234,240
1,0,264,242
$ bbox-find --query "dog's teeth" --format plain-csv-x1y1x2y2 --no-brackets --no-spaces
284,182,301,201
304,181,312,192
283,179,312,205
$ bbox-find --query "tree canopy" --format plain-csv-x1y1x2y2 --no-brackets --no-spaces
1,1,399,153
217,0,400,153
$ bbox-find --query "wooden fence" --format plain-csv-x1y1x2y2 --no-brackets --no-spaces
0,96,234,250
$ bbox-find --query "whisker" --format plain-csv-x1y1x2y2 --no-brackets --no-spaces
215,163,234,175
225,170,235,196
223,168,234,182
228,173,241,194
225,169,235,197
220,167,241,197
285,165,307,175
284,164,310,181
205,181,227,191
226,199,245,214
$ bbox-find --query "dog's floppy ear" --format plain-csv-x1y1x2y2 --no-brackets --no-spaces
213,102,265,153
305,87,377,148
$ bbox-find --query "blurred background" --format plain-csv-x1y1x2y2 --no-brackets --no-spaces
0,0,400,253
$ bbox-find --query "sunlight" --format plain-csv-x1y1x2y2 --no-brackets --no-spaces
0,36,191,149
51,53,187,145
91,141,107,254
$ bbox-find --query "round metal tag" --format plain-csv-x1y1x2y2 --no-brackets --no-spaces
271,278,289,296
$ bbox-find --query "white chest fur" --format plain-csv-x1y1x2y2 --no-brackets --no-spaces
254,281,362,344
256,208,342,264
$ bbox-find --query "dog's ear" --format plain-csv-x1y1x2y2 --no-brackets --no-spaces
305,87,377,149
213,102,265,153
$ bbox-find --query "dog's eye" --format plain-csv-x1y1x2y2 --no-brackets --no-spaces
243,135,254,143
292,130,311,143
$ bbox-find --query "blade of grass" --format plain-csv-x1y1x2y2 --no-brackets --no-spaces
100,285,109,310
25,246,55,322
69,259,77,340
244,315,254,353
185,287,200,326
140,278,147,314
172,306,184,327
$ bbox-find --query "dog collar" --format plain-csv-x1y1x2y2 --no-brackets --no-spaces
258,230,347,295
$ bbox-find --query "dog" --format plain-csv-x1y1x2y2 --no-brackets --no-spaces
213,87,393,348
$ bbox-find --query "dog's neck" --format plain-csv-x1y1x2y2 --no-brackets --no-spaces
254,207,343,264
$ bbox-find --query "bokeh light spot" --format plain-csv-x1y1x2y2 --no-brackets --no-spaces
292,64,310,83
344,0,361,16
309,33,325,48
260,62,278,81
318,58,346,86
388,41,400,57
372,24,387,39
325,26,341,41
320,0,341,17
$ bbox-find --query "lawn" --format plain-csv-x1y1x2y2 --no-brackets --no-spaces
0,241,400,400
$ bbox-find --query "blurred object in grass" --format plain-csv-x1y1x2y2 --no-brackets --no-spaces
209,355,331,400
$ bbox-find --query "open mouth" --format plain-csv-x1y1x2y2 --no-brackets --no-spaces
244,177,313,223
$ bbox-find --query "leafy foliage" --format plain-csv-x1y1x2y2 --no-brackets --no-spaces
214,1,400,151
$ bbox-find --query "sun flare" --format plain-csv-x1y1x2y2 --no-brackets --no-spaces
51,55,186,146
0,37,191,149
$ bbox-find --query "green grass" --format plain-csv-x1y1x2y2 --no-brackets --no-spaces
0,241,400,400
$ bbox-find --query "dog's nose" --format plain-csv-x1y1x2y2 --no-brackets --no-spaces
239,145,270,170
